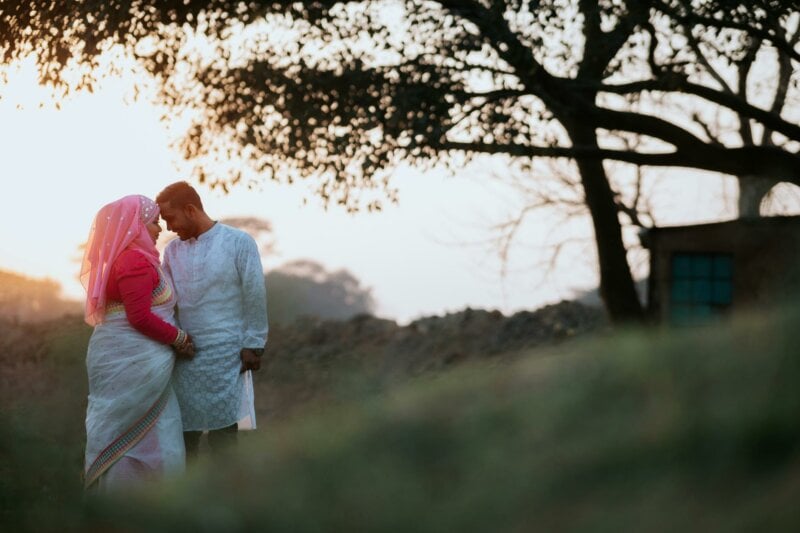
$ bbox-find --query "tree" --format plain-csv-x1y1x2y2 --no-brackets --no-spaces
649,1,800,217
2,1,799,323
266,259,375,324
0,270,80,322
219,216,277,258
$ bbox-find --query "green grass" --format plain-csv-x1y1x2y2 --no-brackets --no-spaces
3,307,800,531
0,316,90,531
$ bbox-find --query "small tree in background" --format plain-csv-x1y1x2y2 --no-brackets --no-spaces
267,260,375,324
0,270,80,323
211,217,375,322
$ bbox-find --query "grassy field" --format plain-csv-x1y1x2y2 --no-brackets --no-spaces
2,305,800,531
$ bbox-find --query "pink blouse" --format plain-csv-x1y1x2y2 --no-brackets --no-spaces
106,250,178,345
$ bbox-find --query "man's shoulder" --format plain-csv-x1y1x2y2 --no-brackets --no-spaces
218,223,257,243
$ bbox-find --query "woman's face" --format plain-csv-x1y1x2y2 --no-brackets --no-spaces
146,216,162,243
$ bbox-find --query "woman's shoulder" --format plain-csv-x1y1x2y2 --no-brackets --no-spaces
113,249,156,275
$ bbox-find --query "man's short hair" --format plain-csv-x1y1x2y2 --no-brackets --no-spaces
156,181,204,211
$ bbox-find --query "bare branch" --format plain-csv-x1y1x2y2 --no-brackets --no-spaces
651,0,800,63
735,36,762,145
684,26,735,94
763,21,800,145
691,112,725,146
596,77,800,142
436,140,800,184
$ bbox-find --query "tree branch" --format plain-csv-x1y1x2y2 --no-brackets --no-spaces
763,21,800,145
684,25,735,94
436,0,563,110
450,88,529,103
435,140,800,184
650,0,800,63
735,35,762,145
596,77,800,142
578,0,648,78
691,112,725,146
589,106,705,149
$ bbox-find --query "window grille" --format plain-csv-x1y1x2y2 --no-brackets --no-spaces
670,253,733,326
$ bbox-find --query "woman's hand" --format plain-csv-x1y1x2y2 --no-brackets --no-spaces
172,330,196,359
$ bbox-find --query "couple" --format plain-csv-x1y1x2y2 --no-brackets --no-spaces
80,182,268,490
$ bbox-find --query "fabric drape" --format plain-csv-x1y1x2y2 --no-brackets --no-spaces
81,195,160,326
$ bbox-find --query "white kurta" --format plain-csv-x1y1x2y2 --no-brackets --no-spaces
163,222,268,431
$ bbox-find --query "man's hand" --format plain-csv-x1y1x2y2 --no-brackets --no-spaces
240,348,261,373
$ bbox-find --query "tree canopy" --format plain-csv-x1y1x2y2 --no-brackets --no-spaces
3,0,799,321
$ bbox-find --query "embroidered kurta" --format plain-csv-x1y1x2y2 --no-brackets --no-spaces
163,222,268,431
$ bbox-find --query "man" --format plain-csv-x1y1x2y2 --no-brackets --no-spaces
157,181,268,457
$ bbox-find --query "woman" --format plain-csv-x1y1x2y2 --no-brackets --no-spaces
81,194,194,490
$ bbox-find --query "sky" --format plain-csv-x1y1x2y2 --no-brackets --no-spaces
0,56,750,324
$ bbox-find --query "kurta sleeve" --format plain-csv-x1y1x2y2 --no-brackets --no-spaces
236,233,268,349
112,250,179,345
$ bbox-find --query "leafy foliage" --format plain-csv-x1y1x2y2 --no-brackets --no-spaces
3,1,799,204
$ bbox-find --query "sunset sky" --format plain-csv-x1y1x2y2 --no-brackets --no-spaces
0,56,745,323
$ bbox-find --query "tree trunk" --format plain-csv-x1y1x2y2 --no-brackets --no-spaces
737,175,777,218
565,120,645,323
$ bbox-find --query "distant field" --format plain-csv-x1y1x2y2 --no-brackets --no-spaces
2,304,799,531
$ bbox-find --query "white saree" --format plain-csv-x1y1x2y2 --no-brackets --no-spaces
84,270,185,490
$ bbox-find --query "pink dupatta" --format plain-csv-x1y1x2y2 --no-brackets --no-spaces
80,195,161,326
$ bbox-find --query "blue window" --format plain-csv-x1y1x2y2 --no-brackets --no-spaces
670,253,733,326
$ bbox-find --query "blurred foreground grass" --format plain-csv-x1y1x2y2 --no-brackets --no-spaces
0,316,90,531
3,306,800,531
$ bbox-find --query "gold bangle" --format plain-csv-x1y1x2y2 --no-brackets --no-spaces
172,329,187,348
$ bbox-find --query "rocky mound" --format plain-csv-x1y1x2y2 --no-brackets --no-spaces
257,301,607,420
0,301,607,423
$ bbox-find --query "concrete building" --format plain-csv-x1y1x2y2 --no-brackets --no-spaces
644,216,800,325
